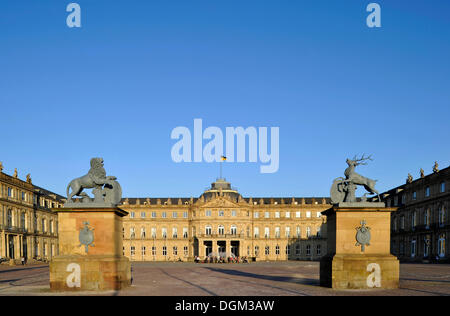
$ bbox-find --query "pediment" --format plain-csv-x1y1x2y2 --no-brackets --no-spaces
201,196,242,208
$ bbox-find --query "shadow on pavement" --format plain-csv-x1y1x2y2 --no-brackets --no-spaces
203,267,319,286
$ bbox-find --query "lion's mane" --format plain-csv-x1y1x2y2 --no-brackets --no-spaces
88,157,107,179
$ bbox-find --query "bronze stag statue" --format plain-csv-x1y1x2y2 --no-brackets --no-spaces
330,154,380,204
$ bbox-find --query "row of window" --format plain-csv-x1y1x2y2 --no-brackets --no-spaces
1,185,61,209
388,182,446,207
128,210,323,219
127,227,189,239
393,206,446,231
127,244,322,257
1,208,56,233
129,211,189,219
128,245,189,257
394,234,446,258
126,225,321,239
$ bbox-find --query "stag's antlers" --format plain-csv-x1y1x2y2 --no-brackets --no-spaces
351,153,373,165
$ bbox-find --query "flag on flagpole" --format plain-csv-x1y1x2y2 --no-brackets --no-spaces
221,156,227,161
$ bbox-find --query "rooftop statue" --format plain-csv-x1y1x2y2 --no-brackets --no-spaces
65,158,122,207
330,154,382,205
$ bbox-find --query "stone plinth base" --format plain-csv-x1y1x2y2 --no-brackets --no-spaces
320,254,399,289
50,206,131,292
50,255,131,291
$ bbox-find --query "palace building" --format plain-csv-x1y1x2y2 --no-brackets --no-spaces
0,162,65,263
120,178,330,262
1,159,448,264
381,163,449,263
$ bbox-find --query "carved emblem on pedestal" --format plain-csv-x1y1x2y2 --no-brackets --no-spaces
355,220,371,252
79,221,95,253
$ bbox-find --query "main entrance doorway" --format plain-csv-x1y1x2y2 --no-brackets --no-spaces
231,241,240,257
204,241,212,256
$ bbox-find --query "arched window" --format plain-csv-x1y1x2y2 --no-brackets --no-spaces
218,225,225,235
230,225,237,235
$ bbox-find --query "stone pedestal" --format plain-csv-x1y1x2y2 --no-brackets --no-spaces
49,207,131,291
320,204,399,289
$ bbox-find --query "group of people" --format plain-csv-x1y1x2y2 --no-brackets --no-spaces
194,255,249,264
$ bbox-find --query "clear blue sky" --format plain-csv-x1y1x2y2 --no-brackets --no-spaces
0,0,449,198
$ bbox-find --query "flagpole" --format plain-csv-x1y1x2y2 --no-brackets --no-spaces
220,160,223,179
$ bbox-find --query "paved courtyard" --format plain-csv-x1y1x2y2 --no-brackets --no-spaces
0,261,449,296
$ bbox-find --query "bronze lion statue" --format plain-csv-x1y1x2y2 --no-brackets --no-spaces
66,158,120,204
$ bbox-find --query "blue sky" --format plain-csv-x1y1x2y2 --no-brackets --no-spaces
0,0,449,198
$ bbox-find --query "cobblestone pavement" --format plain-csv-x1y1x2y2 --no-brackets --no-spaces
0,261,449,296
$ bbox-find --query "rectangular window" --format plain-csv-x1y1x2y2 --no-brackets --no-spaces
141,246,146,256
441,182,446,193
296,226,301,238
162,246,167,256
162,212,167,218
151,212,156,218
275,227,280,238
130,212,135,219
285,227,290,238
206,210,212,217
306,245,311,256
275,211,280,218
264,227,270,238
438,235,446,257
411,240,416,258
184,246,188,256
285,211,290,218
316,245,321,255
183,227,188,239
265,246,270,255
306,211,311,218
183,212,188,218
412,191,417,200
151,227,157,238
231,210,237,217
296,211,301,218
152,246,156,256
172,227,178,238
162,228,167,238
425,187,430,197
130,246,135,256
316,212,321,218
205,226,212,235
172,212,177,218
254,212,259,218
265,212,270,218
173,246,178,256
254,227,259,238
140,212,146,218
218,210,224,217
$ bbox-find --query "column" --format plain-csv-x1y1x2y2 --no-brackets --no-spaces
226,240,231,256
15,235,20,259
212,240,218,255
199,239,205,258
5,234,9,258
